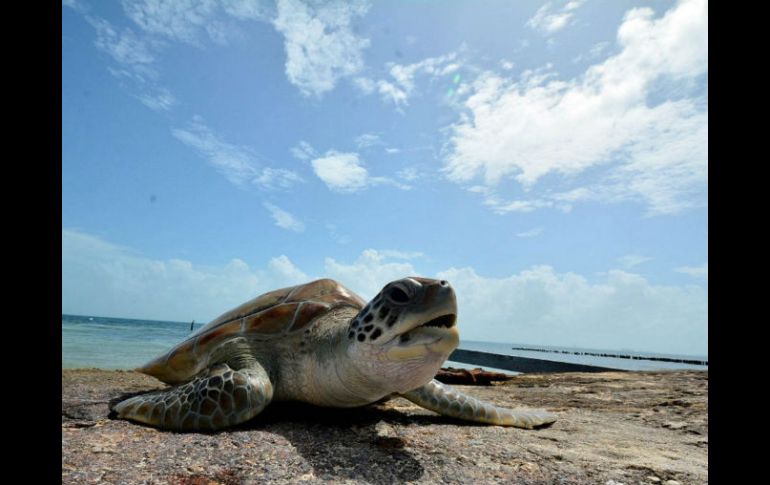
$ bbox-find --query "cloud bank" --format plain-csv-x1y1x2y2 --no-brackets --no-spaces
62,229,309,322
63,231,706,354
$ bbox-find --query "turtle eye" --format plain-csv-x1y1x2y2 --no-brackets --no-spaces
387,285,410,304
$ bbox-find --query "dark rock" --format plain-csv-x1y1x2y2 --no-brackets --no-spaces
434,367,516,385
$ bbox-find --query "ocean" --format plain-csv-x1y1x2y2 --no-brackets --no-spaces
62,314,708,373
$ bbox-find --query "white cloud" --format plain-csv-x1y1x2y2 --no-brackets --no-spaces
62,229,308,322
222,0,275,21
445,0,708,216
618,254,653,268
516,227,544,238
675,262,708,281
376,80,408,107
354,133,382,149
324,250,418,299
263,202,306,232
572,41,611,64
378,250,424,260
172,117,261,186
121,0,226,47
468,186,560,214
63,231,708,355
363,51,461,107
268,254,309,283
290,140,317,160
134,87,177,111
439,265,707,355
527,0,584,35
352,76,376,94
63,0,85,11
389,61,422,94
273,0,371,97
172,116,303,189
77,0,370,115
73,0,292,117
253,167,305,189
492,199,553,214
311,151,370,192
355,134,403,154
310,150,408,192
499,59,515,71
117,0,278,48
397,167,420,182
90,16,157,68
67,8,181,114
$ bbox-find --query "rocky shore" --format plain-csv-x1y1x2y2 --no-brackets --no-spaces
62,369,707,484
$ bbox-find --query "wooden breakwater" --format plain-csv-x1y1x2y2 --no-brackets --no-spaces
448,348,622,373
509,346,708,366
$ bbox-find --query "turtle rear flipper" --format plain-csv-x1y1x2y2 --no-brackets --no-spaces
401,379,556,429
112,362,273,431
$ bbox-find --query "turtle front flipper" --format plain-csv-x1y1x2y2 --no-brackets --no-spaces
401,379,556,429
112,362,273,431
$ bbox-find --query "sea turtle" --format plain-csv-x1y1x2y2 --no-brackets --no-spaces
112,277,556,431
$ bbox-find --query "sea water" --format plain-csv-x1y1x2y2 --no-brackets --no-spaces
62,314,191,370
62,314,708,373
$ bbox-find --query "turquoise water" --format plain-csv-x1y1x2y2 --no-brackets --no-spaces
62,314,192,369
62,314,708,372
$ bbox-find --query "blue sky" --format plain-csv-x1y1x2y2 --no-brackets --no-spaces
62,0,708,355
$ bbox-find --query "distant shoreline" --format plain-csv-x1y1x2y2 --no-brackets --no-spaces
509,346,708,366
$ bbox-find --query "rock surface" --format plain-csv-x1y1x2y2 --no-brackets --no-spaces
62,369,707,484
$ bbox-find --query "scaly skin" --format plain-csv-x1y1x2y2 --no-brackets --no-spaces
113,362,272,431
402,379,556,429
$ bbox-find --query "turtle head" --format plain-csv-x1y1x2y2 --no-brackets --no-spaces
345,277,459,394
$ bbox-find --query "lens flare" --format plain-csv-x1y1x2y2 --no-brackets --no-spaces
447,73,462,97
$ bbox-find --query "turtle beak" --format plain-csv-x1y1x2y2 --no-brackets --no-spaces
388,279,459,355
401,279,457,334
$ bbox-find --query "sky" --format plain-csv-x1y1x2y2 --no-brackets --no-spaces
62,0,708,355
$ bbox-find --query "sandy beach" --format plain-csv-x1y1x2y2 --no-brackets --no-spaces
62,369,707,484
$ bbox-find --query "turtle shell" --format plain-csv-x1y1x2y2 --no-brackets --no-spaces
138,279,365,383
